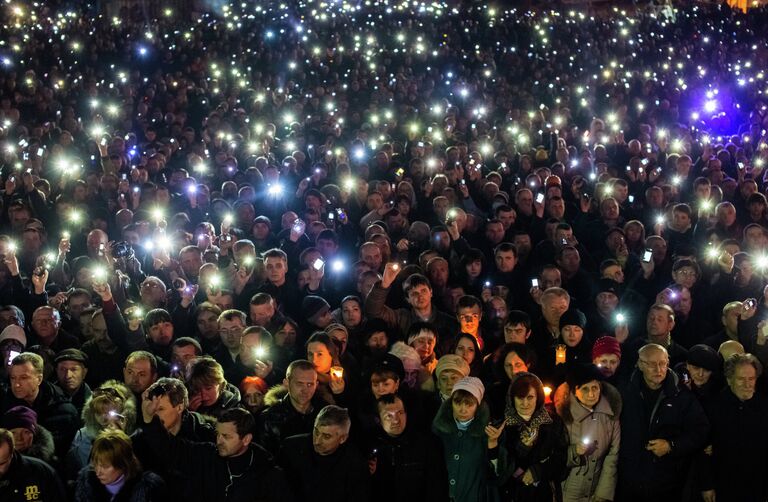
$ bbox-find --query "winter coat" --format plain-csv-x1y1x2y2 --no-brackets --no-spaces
257,389,321,454
0,451,65,502
140,417,292,502
366,424,448,502
278,433,369,502
554,382,621,502
432,399,492,502
494,406,569,502
699,388,768,501
23,423,57,467
618,369,709,499
0,381,79,459
74,469,166,502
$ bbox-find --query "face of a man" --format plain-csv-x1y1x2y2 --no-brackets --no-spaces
646,308,674,340
379,399,407,437
407,284,432,311
495,250,516,273
154,394,183,433
219,318,245,349
0,442,13,477
31,309,60,343
541,295,569,326
216,421,250,457
264,257,288,285
123,359,155,395
457,305,482,334
312,424,347,456
9,362,42,403
638,349,669,389
729,363,757,401
286,368,318,408
56,361,87,394
249,303,274,327
148,322,174,346
196,311,219,339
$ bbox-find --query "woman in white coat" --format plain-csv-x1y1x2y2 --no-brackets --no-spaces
554,364,621,502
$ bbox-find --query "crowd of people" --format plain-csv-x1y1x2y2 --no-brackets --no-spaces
1,0,768,501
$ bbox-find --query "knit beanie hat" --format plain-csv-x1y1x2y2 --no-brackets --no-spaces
591,336,622,360
0,406,37,433
452,376,485,403
435,354,470,380
559,308,586,330
302,295,331,324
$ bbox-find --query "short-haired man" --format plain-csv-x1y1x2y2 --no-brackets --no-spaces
0,428,65,501
214,309,247,372
367,394,447,502
53,348,91,413
279,405,370,501
140,405,289,502
257,359,320,454
365,264,458,345
621,303,688,380
258,248,302,320
0,352,79,460
618,344,709,501
123,351,159,398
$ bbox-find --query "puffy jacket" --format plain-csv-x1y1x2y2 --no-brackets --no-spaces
618,369,709,498
554,382,621,502
257,390,319,454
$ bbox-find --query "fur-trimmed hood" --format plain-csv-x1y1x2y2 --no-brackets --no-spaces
25,424,56,465
553,380,622,425
264,384,288,407
82,380,138,438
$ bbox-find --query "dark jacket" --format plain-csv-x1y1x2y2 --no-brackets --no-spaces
0,381,79,460
74,469,166,502
140,417,291,502
0,451,65,502
493,406,569,502
699,388,768,501
23,423,57,467
194,383,241,419
366,424,448,502
432,399,492,502
257,390,320,454
278,433,370,502
618,369,709,498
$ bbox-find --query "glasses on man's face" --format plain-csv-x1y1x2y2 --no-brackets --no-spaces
639,359,669,370
676,269,697,277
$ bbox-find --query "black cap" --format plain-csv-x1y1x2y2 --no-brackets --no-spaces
566,363,604,390
54,348,88,367
687,344,721,372
367,353,405,381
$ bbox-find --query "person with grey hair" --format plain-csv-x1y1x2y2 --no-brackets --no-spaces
278,405,370,501
699,353,768,502
617,343,709,501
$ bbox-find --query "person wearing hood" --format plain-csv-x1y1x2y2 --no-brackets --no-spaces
618,343,709,501
432,376,493,502
185,356,241,419
537,308,591,386
676,344,724,409
0,406,56,467
554,364,621,502
66,380,138,485
490,372,569,502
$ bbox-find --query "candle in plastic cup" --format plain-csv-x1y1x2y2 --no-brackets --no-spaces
555,344,567,365
330,366,344,379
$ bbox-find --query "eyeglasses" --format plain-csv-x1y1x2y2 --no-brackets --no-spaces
675,270,697,277
639,359,669,369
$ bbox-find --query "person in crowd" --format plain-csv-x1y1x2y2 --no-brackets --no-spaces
618,344,709,501
0,428,66,502
278,405,369,502
53,349,92,414
554,364,621,502
0,406,56,466
74,429,166,502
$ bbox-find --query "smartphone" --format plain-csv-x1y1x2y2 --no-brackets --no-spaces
641,158,649,166
328,212,335,220
100,138,108,146
7,349,20,365
312,258,324,271
745,299,757,310
37,147,44,156
536,193,545,204
642,249,653,263
460,179,466,186
121,173,127,180
582,192,590,200
531,278,539,288
561,238,568,246
336,208,347,220
628,195,635,203
396,168,405,177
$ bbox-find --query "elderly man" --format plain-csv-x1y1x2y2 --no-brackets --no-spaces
278,405,370,502
28,306,79,352
700,353,768,502
0,353,79,459
53,349,91,413
618,344,709,501
620,303,689,381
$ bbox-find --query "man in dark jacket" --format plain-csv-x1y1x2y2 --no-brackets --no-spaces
258,359,321,454
278,405,370,502
700,353,768,502
618,343,710,501
141,406,290,502
0,352,78,460
367,393,447,502
0,428,65,502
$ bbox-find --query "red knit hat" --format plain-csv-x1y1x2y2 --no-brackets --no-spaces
591,336,621,360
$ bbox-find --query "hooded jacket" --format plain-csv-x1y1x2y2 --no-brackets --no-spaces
554,382,622,502
22,424,57,467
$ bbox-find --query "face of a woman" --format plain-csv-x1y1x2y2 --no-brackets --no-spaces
504,352,528,379
341,301,362,327
673,266,697,289
686,363,713,387
94,461,124,485
465,260,482,279
307,342,333,374
455,337,476,365
452,397,478,422
514,387,537,417
574,380,601,408
561,325,584,347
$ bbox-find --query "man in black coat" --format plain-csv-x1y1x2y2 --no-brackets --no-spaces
0,352,78,460
618,343,709,501
0,428,65,502
699,353,768,502
278,405,370,502
366,393,447,502
140,404,290,502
